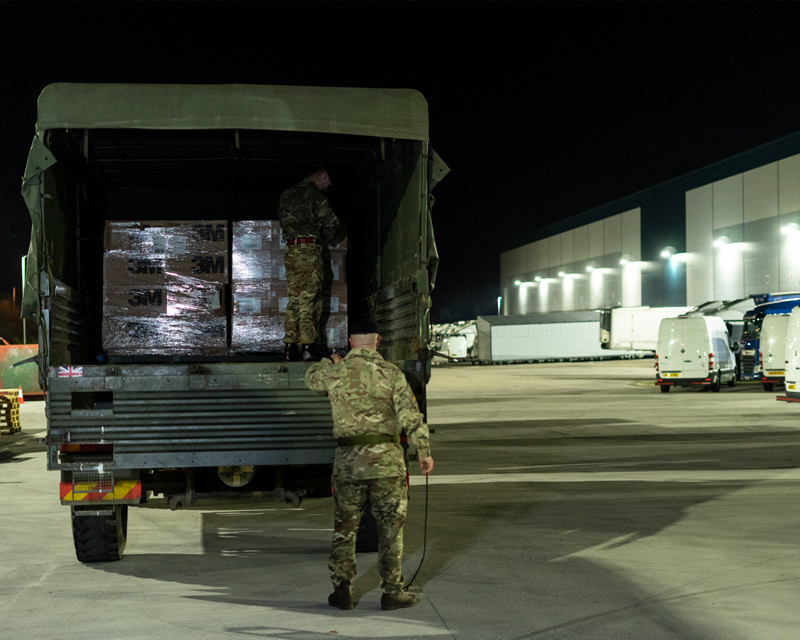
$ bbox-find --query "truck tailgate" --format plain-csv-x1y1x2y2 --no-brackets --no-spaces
47,363,335,470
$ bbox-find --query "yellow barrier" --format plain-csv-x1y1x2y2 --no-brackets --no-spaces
0,389,21,434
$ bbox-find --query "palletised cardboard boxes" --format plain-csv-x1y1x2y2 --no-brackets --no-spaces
102,221,229,355
102,219,348,356
231,221,348,352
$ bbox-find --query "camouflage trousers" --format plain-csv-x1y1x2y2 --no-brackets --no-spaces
283,243,323,345
330,476,408,594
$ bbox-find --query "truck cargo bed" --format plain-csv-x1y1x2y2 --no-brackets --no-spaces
47,362,335,470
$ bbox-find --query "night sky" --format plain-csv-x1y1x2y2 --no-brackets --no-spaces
3,3,800,323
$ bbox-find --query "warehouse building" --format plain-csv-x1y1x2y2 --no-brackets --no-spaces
500,132,800,314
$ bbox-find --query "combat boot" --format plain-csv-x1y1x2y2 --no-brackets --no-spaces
380,591,419,610
328,581,354,610
283,343,301,362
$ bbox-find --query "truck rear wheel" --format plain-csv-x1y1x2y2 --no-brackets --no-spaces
763,382,774,391
72,505,128,563
355,500,380,553
710,374,721,392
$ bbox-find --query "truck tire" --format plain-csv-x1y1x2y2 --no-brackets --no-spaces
72,505,128,563
710,374,721,392
763,382,774,392
355,501,380,553
660,385,670,393
727,378,736,388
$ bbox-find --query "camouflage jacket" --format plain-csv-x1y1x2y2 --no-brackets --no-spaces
278,178,339,243
305,348,431,481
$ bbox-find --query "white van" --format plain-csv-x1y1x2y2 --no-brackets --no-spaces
781,307,800,401
759,313,790,391
655,316,736,392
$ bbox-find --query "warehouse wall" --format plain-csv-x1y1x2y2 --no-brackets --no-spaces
501,142,800,316
501,208,641,314
686,153,800,305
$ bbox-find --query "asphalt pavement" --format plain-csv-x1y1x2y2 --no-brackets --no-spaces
2,360,800,639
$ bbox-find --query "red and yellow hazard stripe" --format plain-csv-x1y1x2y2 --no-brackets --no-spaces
60,480,141,503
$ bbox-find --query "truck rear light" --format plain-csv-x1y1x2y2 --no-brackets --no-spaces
708,352,714,370
759,351,764,371
655,354,659,371
59,444,113,453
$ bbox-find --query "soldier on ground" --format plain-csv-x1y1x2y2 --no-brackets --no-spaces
304,318,433,611
278,168,340,362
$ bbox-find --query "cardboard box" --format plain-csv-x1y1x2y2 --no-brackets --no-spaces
104,253,168,286
103,316,228,355
104,220,228,285
103,220,230,355
232,249,279,283
105,220,228,254
230,315,284,352
233,220,282,253
324,251,347,284
168,254,228,284
232,283,275,316
323,284,348,315
325,314,349,351
229,312,347,352
104,285,225,318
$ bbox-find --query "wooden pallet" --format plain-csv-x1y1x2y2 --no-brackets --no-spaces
0,394,21,435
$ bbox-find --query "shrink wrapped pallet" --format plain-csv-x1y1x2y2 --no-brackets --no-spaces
103,221,229,355
231,221,348,352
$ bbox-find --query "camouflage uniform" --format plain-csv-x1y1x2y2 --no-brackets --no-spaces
305,348,431,594
278,177,339,345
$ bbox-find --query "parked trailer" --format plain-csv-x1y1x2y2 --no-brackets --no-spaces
600,306,692,351
22,83,446,562
477,312,633,363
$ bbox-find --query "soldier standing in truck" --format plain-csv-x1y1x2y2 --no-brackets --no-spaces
278,168,340,362
305,318,434,611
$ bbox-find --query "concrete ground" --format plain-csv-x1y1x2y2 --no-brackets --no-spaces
2,359,800,639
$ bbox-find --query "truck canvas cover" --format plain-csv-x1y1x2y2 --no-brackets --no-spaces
34,83,430,140
22,83,447,334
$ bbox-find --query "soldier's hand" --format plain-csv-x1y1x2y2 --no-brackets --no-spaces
419,456,433,476
331,353,344,364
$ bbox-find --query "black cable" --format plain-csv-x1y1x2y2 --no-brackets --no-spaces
403,473,429,591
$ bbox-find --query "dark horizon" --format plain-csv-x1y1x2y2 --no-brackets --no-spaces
3,4,800,325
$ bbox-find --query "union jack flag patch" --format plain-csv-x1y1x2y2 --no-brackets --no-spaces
58,366,83,378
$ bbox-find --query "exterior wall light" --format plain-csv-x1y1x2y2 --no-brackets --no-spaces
535,276,542,282
619,256,629,265
558,271,566,277
660,246,676,258
782,223,799,234
713,236,730,247
514,280,521,285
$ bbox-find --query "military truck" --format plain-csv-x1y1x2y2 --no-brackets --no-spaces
21,83,447,562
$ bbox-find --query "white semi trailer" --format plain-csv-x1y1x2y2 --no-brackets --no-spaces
600,307,692,351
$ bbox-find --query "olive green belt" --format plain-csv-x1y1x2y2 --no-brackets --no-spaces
337,434,401,447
